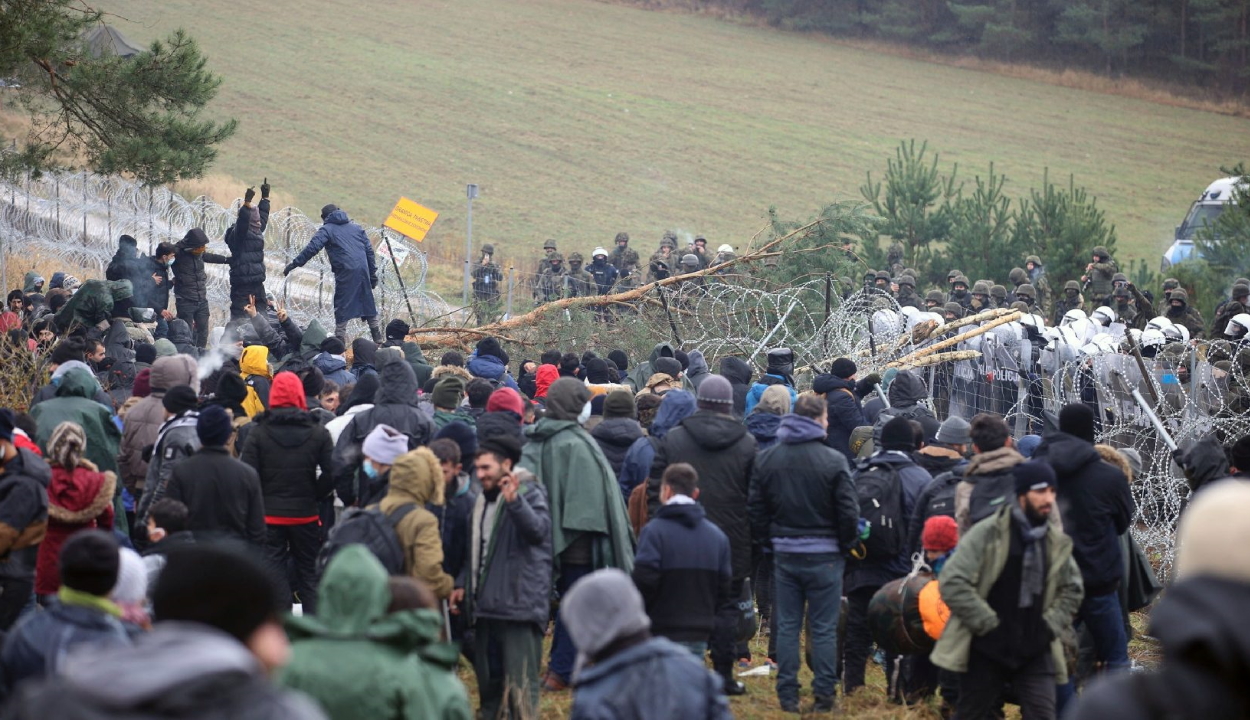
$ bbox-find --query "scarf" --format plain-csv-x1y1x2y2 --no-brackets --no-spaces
1012,505,1048,609
58,586,123,617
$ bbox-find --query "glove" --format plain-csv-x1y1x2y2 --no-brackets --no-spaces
370,276,378,289
261,177,270,199
244,187,256,203
283,263,296,276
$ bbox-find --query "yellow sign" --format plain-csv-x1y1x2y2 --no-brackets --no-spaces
383,197,439,242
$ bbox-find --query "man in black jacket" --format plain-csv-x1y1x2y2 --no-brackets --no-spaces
226,182,271,320
1032,403,1134,673
0,409,50,631
240,371,334,614
749,395,859,714
812,357,865,463
649,374,756,695
172,228,229,351
165,405,266,549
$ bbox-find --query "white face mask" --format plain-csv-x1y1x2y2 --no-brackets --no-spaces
577,401,592,426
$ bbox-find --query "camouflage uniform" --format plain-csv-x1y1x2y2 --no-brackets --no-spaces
1013,284,1040,314
924,289,945,310
648,237,677,283
535,253,568,304
970,281,992,313
896,276,921,309
1084,245,1118,307
1157,278,1180,316
886,242,906,278
1112,287,1140,330
533,240,558,295
948,276,972,311
1053,281,1085,326
1212,285,1250,339
564,253,595,297
609,232,641,290
471,244,504,303
687,236,710,269
1025,255,1052,317
989,285,1007,310
1164,287,1204,340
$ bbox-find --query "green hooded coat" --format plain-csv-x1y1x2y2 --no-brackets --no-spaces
298,319,329,360
279,545,471,720
30,369,121,475
401,342,433,388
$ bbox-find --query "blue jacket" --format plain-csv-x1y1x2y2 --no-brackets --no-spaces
311,353,356,389
570,636,732,720
617,391,696,502
632,502,731,642
744,374,797,416
290,209,378,323
1,599,130,690
812,373,866,463
466,354,520,392
745,412,782,451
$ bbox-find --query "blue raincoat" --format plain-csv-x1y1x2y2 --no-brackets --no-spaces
290,209,378,323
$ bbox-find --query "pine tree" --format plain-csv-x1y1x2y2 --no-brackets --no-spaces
0,0,237,184
1013,170,1118,288
940,164,1022,284
1053,0,1150,74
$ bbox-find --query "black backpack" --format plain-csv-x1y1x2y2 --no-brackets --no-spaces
967,470,1017,527
316,503,417,576
923,470,962,522
853,460,905,561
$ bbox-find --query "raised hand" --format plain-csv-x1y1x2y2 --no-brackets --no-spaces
261,177,270,200
245,186,256,204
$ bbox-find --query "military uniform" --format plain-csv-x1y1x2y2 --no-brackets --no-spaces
648,239,677,283
1157,278,1180,316
969,281,992,313
1084,245,1118,307
472,244,504,303
535,253,568,304
924,289,945,310
896,276,921,309
609,233,640,290
886,242,906,279
1164,287,1205,340
1025,255,1052,317
1053,281,1085,326
564,253,595,297
1112,288,1140,330
1014,283,1040,314
948,276,972,311
1212,285,1250,339
989,285,1008,310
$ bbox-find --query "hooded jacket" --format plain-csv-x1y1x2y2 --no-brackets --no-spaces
632,500,731,642
0,448,51,582
375,449,453,599
749,413,860,553
240,384,334,521
718,358,751,418
34,460,116,596
171,230,227,306
311,353,355,389
744,374,797,417
884,369,934,417
350,339,377,378
1,596,131,688
684,350,712,390
649,409,757,580
166,446,266,547
812,373,865,462
954,446,1025,535
332,356,433,507
569,636,732,720
465,353,519,392
1032,431,1135,595
625,343,675,394
5,622,325,720
590,417,643,481
239,345,272,417
31,369,122,476
279,546,470,720
167,319,197,357
745,411,782,451
617,391,695,502
288,209,378,323
118,355,197,494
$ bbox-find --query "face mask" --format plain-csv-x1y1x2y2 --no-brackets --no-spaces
953,288,967,298
577,401,592,426
362,461,379,480
165,258,175,267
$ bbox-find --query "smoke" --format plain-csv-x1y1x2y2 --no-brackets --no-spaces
197,346,228,381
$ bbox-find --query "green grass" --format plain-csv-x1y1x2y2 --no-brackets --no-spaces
99,0,1250,288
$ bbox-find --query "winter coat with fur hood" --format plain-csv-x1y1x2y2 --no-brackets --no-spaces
34,460,116,595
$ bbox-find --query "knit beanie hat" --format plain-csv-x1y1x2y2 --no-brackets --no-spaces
196,404,234,447
154,339,177,358
476,336,508,365
486,387,525,418
653,357,683,379
431,376,466,409
673,350,689,371
880,416,916,451
584,357,611,384
60,529,120,596
917,416,941,445
320,336,346,356
1014,460,1057,496
603,389,636,419
608,350,629,373
434,421,478,463
922,516,959,553
696,374,734,410
546,377,591,421
111,547,148,606
1118,447,1143,481
560,569,651,680
1017,434,1042,458
132,368,152,398
48,421,86,469
363,424,409,465
1058,403,1096,443
152,544,284,643
755,385,791,416
830,357,857,379
1175,480,1250,582
163,385,198,415
935,416,972,446
385,318,410,343
268,371,308,410
135,343,157,365
216,372,248,407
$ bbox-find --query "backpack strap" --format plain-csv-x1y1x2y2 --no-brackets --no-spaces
386,502,418,528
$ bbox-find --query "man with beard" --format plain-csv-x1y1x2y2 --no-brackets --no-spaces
931,460,1083,720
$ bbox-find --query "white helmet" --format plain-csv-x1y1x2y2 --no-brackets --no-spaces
871,308,903,337
1018,313,1047,330
1080,334,1117,357
1146,316,1173,332
1061,308,1087,327
1140,328,1166,350
592,247,609,258
1224,313,1250,339
1126,328,1143,346
1091,306,1116,327
1162,323,1190,344
899,305,921,324
716,244,734,254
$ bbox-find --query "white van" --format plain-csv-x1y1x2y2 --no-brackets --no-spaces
1162,176,1244,270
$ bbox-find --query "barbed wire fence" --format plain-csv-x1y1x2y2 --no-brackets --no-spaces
0,171,451,337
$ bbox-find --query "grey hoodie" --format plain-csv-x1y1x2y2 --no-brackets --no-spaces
685,350,711,390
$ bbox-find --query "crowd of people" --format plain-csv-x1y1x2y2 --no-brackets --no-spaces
1,214,1250,720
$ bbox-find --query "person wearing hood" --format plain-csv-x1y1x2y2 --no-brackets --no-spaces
684,350,712,391
6,543,325,720
467,336,519,392
312,336,356,388
562,568,732,720
812,357,865,463
325,371,378,441
1,530,131,687
373,448,454,602
749,395,860,714
172,228,229,351
716,357,752,417
618,390,695,504
0,409,52,630
632,461,731,659
455,434,551,719
1030,403,1134,673
518,377,635,692
533,363,559,399
1069,480,1250,719
166,405,265,550
224,183,271,320
21,272,45,296
31,368,122,481
648,375,756,695
30,352,115,409
240,344,273,417
284,204,382,344
34,422,116,599
744,348,798,416
477,387,526,446
350,338,378,378
1165,287,1205,340
582,356,626,397
625,343,677,394
843,417,933,695
134,386,202,534
746,384,790,451
118,355,198,503
591,390,643,482
278,546,470,720
105,236,146,297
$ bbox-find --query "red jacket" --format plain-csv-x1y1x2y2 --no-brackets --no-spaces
34,461,115,596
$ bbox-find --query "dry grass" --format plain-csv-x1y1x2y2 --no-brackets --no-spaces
171,173,299,210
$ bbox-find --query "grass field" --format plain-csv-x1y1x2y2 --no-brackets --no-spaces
94,0,1250,288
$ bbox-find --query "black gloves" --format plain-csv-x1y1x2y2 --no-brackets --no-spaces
283,263,296,276
245,187,256,203
261,177,270,200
